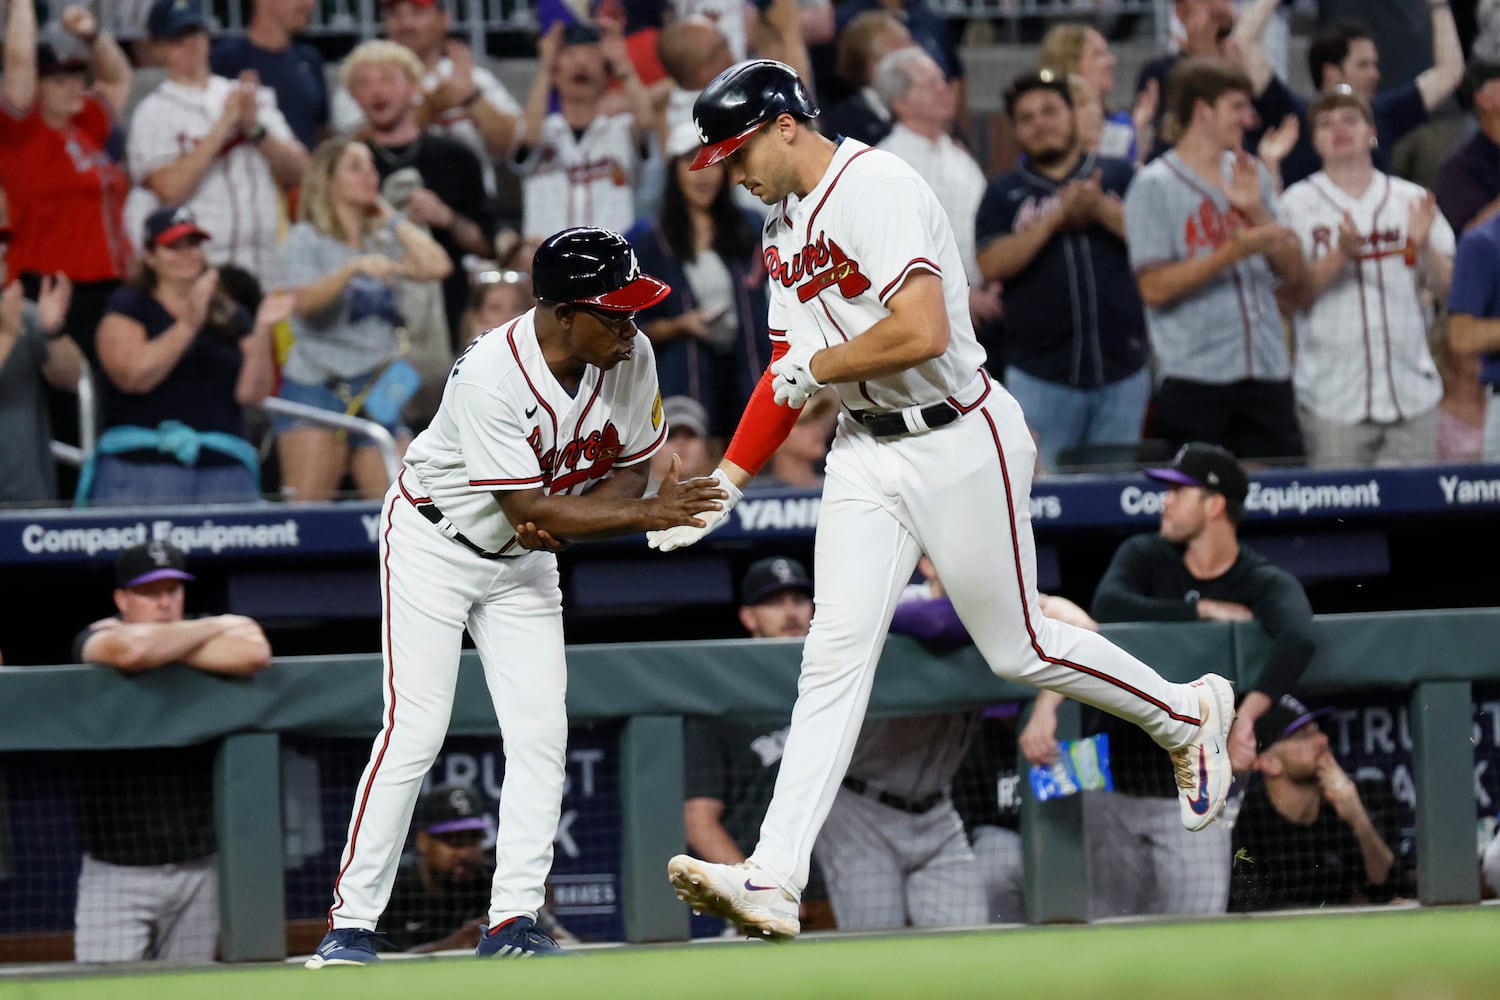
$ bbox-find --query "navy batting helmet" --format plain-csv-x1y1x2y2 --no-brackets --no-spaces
531,227,671,311
690,59,820,170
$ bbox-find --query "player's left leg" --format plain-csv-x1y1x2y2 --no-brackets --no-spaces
465,553,570,956
909,392,1233,829
904,804,986,929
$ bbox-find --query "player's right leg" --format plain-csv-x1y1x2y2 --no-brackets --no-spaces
310,487,481,968
909,392,1234,831
669,440,923,938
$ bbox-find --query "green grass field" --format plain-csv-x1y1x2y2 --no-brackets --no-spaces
8,907,1500,1000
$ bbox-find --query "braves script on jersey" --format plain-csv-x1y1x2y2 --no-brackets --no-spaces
402,309,668,552
518,114,640,239
761,139,986,410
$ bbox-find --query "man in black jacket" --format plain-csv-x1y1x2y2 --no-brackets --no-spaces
1020,442,1317,918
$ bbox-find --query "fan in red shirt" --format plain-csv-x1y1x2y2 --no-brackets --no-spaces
0,2,132,360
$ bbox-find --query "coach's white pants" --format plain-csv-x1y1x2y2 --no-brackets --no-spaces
327,486,568,930
751,388,1202,893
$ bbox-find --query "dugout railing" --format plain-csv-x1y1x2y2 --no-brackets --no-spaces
0,609,1491,961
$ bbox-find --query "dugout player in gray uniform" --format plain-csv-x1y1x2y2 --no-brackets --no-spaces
1123,58,1306,462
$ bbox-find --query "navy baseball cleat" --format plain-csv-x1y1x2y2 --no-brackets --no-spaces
305,927,381,968
476,916,572,958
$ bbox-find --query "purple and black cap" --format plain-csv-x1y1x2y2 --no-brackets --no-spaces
414,783,489,836
1253,694,1336,751
1145,442,1249,505
115,541,195,590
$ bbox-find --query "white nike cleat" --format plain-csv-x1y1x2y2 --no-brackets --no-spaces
1171,673,1236,831
667,855,800,940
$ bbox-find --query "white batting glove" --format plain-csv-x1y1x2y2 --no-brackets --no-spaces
647,469,743,552
771,344,824,409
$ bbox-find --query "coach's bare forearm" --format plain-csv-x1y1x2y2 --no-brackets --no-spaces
498,483,720,540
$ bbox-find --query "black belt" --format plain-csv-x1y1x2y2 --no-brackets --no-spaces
841,776,945,815
415,502,509,560
850,401,959,438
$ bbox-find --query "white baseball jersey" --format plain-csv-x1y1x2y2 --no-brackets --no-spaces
402,309,669,552
516,113,640,240
331,60,521,197
1281,171,1455,423
763,139,986,411
126,76,293,284
876,124,988,285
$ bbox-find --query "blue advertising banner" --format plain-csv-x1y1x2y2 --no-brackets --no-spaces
5,463,1500,568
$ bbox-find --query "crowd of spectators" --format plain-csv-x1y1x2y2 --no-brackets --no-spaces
3,0,1499,508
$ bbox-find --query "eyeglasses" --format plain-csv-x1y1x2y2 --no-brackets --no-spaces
574,304,638,335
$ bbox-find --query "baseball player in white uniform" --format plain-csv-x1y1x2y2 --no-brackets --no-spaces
307,228,727,966
1278,89,1455,467
656,60,1238,940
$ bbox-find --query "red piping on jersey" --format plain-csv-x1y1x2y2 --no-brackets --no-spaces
617,420,668,465
397,470,430,505
328,489,404,928
1369,180,1404,422
803,147,876,242
569,369,607,448
879,258,942,301
508,322,559,443
948,370,992,413
982,405,1204,727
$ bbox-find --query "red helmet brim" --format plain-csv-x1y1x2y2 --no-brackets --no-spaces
689,121,766,170
576,274,672,311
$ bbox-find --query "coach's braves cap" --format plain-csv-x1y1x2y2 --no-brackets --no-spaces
663,396,708,438
144,205,212,249
115,541,195,590
741,556,812,606
1145,442,1249,505
1254,694,1335,751
147,0,208,40
414,783,489,835
532,227,670,311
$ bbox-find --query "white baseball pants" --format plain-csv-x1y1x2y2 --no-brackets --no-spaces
327,484,568,930
751,387,1204,893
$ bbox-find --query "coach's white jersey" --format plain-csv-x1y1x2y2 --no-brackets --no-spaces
1281,172,1454,423
517,113,640,240
403,309,668,552
126,76,292,283
763,139,987,412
